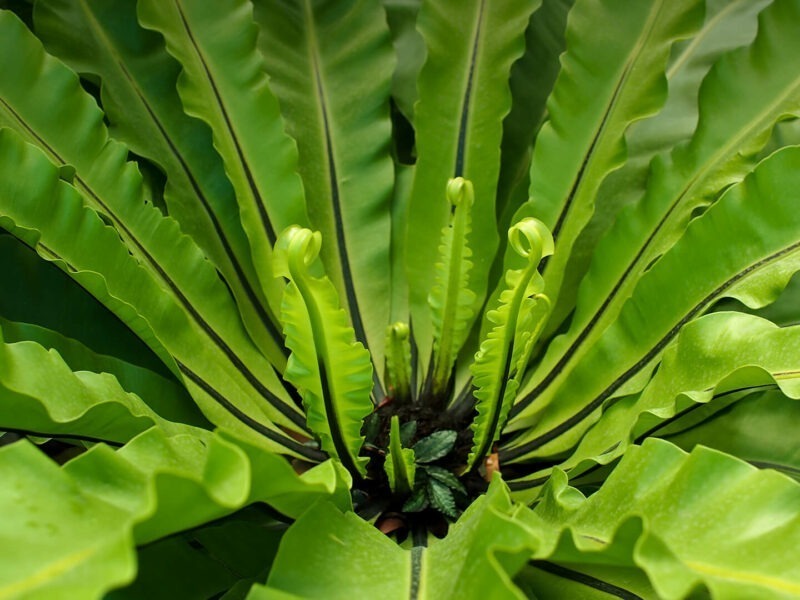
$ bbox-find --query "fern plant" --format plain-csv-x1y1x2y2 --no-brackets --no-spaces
1,0,800,597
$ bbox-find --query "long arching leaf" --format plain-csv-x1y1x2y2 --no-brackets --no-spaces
529,0,771,344
0,13,302,430
496,0,573,229
509,312,800,495
663,389,800,480
0,233,165,375
595,0,771,218
0,427,350,598
530,439,800,599
0,129,315,459
0,325,197,445
512,0,704,332
136,0,309,303
0,317,204,427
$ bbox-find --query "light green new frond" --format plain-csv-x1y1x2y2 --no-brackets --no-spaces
385,322,412,403
467,219,553,470
276,227,374,478
429,178,477,396
384,416,416,495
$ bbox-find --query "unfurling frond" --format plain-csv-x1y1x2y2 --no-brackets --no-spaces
275,227,373,478
467,218,553,470
429,177,477,397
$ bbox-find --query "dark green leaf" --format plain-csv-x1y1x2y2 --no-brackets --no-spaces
424,465,467,496
427,478,458,519
400,420,418,447
412,430,457,463
402,484,429,513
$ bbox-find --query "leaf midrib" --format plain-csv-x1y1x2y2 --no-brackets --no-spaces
666,0,744,79
0,118,304,429
0,43,305,430
454,0,486,178
34,239,318,457
545,0,667,244
685,560,800,595
171,0,277,245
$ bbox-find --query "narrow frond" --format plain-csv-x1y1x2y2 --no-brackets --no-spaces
275,227,374,478
467,218,553,470
429,177,477,397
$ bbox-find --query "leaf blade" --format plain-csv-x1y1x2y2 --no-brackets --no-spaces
32,0,286,365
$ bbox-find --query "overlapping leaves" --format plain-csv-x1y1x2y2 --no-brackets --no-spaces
0,0,799,597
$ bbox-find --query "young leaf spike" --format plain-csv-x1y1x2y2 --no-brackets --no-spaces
466,218,553,471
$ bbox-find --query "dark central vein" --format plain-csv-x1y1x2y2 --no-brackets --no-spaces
511,174,697,420
112,59,286,355
173,0,277,246
530,561,644,599
513,72,800,420
506,383,776,491
546,0,664,245
317,356,361,478
0,426,124,448
31,240,315,458
77,0,282,347
454,0,486,177
176,360,324,461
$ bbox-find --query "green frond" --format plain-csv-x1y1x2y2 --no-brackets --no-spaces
429,177,477,396
384,416,416,495
275,227,374,478
385,322,412,403
467,218,553,470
